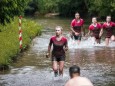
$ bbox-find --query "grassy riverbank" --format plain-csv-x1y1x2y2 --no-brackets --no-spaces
0,17,42,68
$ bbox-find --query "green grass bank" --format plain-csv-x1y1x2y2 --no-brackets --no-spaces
0,17,42,69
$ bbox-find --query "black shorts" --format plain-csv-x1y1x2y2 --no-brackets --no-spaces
95,36,100,39
73,35,81,40
94,35,101,39
52,56,65,62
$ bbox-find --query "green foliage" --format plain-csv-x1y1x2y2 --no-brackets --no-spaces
58,0,87,17
26,0,59,14
28,0,87,17
0,0,30,24
32,0,114,19
1,0,114,22
25,0,40,15
0,17,42,65
86,0,115,19
41,0,59,13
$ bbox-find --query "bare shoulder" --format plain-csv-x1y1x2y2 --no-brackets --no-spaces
65,79,73,86
78,77,94,86
65,77,94,86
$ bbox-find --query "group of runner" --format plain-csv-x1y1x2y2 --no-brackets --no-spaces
46,12,115,86
71,12,115,46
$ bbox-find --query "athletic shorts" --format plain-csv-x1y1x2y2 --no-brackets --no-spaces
93,34,100,39
94,36,100,39
105,33,112,38
52,55,65,62
73,35,82,40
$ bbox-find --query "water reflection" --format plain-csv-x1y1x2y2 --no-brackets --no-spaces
68,46,115,86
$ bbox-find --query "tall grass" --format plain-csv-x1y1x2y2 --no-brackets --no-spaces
0,17,42,66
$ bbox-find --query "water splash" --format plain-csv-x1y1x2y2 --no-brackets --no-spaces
68,36,115,49
31,32,115,55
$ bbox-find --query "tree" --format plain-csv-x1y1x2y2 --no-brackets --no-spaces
0,0,30,24
86,0,115,20
25,0,41,15
58,0,87,17
39,0,59,13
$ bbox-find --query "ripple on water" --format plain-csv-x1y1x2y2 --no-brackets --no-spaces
0,67,69,86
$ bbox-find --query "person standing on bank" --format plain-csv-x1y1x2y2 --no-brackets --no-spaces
70,12,84,44
46,26,68,77
102,16,115,46
87,17,103,44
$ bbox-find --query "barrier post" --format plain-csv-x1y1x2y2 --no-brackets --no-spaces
19,16,22,49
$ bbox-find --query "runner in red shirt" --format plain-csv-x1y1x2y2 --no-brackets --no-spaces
102,16,115,46
70,12,84,44
46,26,68,77
87,17,103,44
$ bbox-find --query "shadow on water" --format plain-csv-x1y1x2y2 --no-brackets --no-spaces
0,17,115,86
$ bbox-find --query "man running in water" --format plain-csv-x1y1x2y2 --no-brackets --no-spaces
87,17,103,44
102,16,115,46
65,65,94,86
70,12,84,44
46,26,68,77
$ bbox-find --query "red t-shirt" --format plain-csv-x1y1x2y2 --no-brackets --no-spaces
71,18,84,27
49,36,67,56
102,22,115,29
102,22,115,37
89,23,102,30
89,23,102,38
71,18,84,33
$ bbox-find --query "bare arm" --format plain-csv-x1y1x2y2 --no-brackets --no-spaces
70,20,76,34
81,19,85,36
63,38,68,51
88,30,91,35
64,40,68,51
71,27,76,33
48,45,51,54
99,28,103,37
85,30,91,37
71,27,80,36
46,38,52,58
81,26,85,36
46,45,51,58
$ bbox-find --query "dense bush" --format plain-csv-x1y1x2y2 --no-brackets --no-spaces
0,17,42,65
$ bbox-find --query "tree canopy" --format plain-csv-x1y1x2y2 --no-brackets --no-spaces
0,0,30,24
28,0,115,19
0,0,115,24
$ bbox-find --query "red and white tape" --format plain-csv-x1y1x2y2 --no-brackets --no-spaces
19,16,22,49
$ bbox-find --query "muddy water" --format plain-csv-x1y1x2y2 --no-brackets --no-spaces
0,17,115,86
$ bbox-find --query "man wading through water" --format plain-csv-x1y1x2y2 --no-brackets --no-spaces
46,26,68,78
86,17,103,44
102,16,115,46
70,12,84,45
